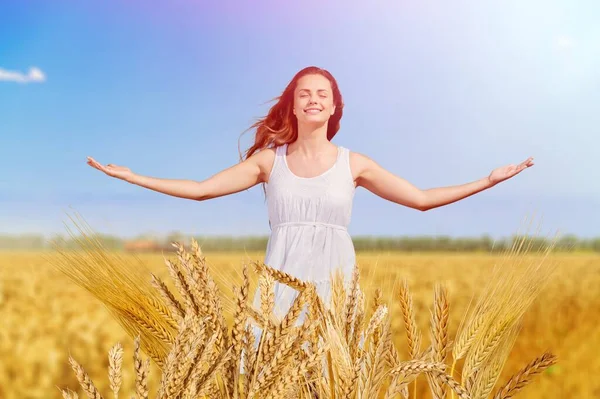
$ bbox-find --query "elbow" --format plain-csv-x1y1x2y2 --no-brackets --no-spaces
417,193,429,211
192,182,214,201
397,195,429,211
194,191,214,201
191,190,208,201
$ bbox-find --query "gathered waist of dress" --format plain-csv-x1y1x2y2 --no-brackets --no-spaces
270,221,348,231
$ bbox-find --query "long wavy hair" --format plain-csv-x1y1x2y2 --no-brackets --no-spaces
239,66,344,161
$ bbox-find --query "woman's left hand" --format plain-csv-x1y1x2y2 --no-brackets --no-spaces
488,156,534,187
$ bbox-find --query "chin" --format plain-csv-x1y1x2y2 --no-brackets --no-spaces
299,118,329,127
300,114,330,122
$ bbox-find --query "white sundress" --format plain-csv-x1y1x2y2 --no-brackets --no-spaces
251,142,357,321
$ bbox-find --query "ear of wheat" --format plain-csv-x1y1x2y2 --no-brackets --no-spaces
53,214,559,398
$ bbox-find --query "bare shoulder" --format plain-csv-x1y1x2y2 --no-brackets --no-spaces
247,147,277,182
349,150,378,181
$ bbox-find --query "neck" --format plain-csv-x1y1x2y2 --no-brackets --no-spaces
293,123,331,154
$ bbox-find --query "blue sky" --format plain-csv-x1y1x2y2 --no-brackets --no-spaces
1,0,598,239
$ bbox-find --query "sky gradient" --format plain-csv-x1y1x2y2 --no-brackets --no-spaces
1,0,598,239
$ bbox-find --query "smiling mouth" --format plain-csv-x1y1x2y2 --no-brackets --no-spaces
304,108,322,114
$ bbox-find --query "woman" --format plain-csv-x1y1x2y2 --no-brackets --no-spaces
86,66,534,319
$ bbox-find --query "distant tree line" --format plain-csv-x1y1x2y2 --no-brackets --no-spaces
0,232,597,252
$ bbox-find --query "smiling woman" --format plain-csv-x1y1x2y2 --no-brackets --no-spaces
86,65,534,335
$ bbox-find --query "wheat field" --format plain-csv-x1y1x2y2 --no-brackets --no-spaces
0,248,598,398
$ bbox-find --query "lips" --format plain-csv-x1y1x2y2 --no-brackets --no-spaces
304,108,322,114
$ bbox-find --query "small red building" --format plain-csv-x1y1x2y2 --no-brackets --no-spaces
123,239,161,253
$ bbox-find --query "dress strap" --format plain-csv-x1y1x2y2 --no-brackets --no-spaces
338,146,351,171
276,144,286,157
338,146,347,163
337,146,355,188
266,144,286,184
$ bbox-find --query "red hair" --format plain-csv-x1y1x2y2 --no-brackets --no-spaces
239,66,344,161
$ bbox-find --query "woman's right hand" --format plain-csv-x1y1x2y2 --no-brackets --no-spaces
85,148,274,201
87,156,135,182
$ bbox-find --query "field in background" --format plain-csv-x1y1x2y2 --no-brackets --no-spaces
1,250,599,398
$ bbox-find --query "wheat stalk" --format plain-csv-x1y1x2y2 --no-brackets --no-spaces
108,342,124,399
133,336,150,399
427,284,449,399
492,351,557,399
68,356,103,399
397,278,422,360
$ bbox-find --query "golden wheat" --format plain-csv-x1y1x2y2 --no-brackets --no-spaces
48,229,560,399
3,220,595,397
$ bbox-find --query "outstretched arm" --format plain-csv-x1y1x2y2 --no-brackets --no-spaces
351,152,533,211
87,149,275,201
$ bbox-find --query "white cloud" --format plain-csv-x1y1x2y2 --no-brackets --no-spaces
0,67,46,83
556,35,575,50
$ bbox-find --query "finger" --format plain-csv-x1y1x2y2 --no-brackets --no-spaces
89,161,103,172
517,162,531,171
92,160,107,172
